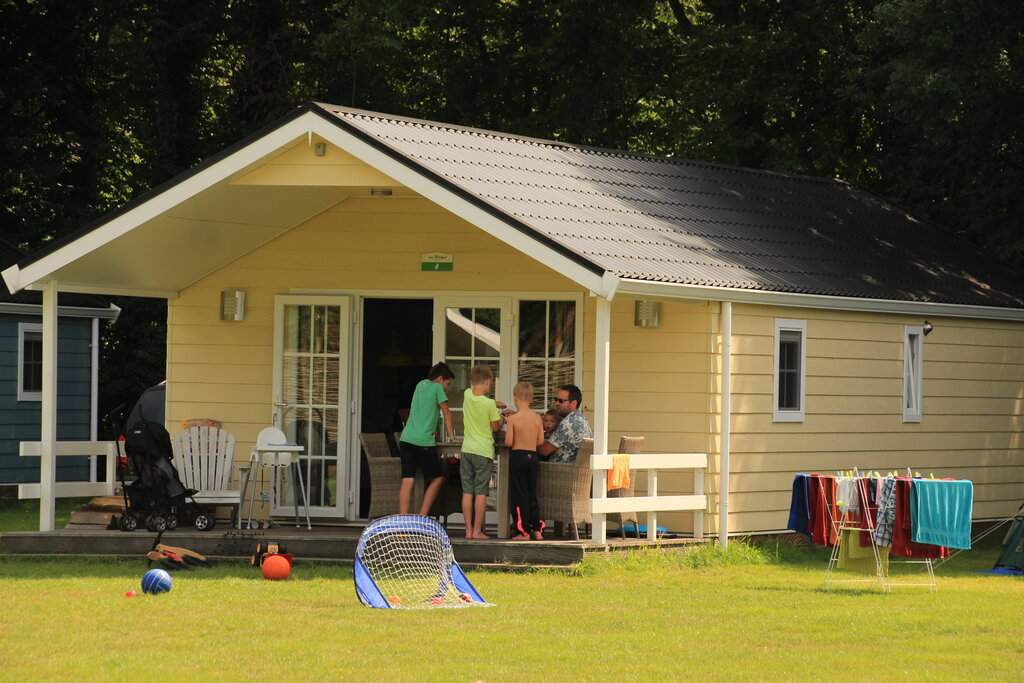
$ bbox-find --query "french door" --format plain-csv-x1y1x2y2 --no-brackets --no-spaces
272,295,352,518
432,297,513,523
432,296,514,432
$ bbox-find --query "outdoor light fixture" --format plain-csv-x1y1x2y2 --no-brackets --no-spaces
922,320,934,336
220,290,245,322
370,187,393,197
634,300,661,328
314,142,326,156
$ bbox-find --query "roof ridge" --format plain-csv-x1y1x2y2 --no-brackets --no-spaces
314,101,841,187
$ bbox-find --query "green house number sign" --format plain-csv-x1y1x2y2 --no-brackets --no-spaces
421,252,454,271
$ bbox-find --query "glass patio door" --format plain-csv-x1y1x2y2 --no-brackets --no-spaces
272,296,351,518
432,297,513,433
433,297,512,525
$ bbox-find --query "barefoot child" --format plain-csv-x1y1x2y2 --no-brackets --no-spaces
460,365,503,539
505,381,545,540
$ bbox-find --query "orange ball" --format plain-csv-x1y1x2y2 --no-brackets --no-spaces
261,554,291,580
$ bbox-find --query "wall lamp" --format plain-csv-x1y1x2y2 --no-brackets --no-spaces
220,290,245,321
922,320,934,336
634,300,661,328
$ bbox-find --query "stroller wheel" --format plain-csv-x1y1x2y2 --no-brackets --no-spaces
194,513,216,531
164,513,179,531
146,514,168,532
118,514,138,532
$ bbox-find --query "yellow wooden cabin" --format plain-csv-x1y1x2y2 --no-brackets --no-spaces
6,103,1023,536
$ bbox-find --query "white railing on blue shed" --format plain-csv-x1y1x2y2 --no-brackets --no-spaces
591,452,708,544
18,441,118,499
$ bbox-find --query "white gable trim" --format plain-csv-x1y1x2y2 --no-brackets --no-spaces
3,109,611,300
617,278,1024,322
1,114,328,295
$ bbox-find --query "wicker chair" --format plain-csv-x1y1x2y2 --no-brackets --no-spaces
537,438,594,540
358,433,400,520
608,436,645,538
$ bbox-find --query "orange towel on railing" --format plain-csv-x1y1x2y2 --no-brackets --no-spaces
608,454,631,491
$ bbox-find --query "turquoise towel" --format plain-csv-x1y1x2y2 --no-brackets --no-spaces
910,479,973,550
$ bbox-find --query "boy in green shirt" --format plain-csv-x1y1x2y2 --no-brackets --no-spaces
398,362,455,515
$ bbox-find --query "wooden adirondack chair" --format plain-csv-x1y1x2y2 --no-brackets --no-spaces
171,425,243,529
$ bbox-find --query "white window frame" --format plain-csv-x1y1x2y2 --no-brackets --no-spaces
903,325,923,423
18,322,43,402
773,318,806,422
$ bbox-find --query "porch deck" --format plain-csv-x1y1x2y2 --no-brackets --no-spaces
0,524,708,568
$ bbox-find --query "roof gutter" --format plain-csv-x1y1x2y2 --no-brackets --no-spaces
616,279,1024,322
0,300,121,321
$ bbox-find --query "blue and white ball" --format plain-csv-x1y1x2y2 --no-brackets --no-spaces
141,568,173,595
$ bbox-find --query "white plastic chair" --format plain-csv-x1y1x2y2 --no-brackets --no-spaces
244,427,310,529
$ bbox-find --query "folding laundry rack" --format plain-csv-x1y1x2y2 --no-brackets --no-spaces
820,472,937,593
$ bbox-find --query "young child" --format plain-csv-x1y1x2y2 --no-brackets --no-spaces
398,362,454,516
460,365,503,539
505,381,545,540
542,409,561,439
540,409,562,462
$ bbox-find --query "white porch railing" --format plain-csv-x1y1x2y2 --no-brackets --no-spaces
18,441,118,499
591,452,708,544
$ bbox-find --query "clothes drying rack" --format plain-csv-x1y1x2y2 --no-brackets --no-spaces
820,469,937,593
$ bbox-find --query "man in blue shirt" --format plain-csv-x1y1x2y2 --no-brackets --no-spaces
537,384,591,463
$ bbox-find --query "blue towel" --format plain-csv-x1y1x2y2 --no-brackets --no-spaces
787,474,811,536
910,479,973,550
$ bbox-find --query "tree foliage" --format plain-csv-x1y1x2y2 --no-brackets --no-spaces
1,0,1021,431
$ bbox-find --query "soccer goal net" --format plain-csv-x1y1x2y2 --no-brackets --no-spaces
354,514,491,609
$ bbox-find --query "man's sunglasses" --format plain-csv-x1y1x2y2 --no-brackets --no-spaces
553,398,571,403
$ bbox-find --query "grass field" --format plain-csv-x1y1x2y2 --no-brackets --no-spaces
1,534,1022,681
0,495,92,533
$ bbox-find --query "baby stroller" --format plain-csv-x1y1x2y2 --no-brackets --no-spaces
116,419,214,532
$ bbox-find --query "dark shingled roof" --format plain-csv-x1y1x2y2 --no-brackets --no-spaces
319,103,1024,310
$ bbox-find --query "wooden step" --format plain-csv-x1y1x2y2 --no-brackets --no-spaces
81,495,126,512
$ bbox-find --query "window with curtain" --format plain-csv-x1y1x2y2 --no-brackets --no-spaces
517,300,576,411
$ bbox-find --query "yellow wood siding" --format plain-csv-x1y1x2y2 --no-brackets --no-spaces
725,304,1024,533
167,196,578,449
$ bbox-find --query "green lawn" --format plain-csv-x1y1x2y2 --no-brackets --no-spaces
0,495,92,532
1,539,1021,681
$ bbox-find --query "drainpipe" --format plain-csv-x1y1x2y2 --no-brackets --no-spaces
719,302,731,548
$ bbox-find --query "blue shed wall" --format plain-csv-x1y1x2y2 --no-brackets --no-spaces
0,315,94,484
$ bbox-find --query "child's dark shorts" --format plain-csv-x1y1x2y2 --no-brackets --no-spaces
398,441,442,480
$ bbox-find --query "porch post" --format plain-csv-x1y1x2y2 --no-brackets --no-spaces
592,295,611,543
90,317,99,482
39,282,59,531
719,301,732,548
